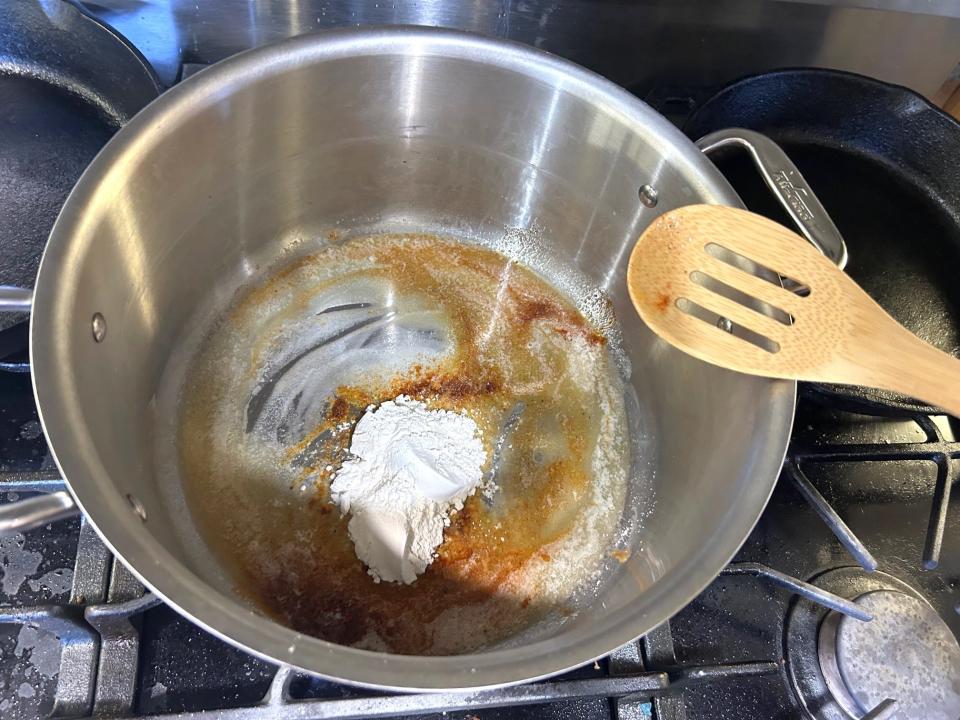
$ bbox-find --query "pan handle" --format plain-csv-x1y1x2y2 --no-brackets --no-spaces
0,490,79,536
0,286,33,313
697,128,848,269
0,286,33,372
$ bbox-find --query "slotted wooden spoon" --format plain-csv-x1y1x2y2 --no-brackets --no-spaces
627,204,960,418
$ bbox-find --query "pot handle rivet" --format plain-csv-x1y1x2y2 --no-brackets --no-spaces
92,313,106,342
126,493,147,522
639,184,659,208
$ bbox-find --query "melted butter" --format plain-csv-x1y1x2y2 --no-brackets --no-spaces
178,234,627,655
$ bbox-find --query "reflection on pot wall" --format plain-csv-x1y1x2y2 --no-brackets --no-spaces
82,0,960,101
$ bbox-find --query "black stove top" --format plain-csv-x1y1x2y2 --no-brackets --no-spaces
2,49,960,720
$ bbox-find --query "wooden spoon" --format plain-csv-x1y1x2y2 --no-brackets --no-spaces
626,204,960,418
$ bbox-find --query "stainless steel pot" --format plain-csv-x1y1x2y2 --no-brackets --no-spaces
0,27,846,689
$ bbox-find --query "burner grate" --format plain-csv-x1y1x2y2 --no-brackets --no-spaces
0,473,787,719
794,385,960,571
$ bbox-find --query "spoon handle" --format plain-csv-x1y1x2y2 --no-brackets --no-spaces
851,320,960,419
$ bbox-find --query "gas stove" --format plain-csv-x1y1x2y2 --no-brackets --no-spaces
3,9,960,720
3,353,959,720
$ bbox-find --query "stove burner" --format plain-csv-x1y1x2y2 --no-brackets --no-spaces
784,567,952,720
818,590,960,720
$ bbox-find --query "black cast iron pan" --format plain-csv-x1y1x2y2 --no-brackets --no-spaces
0,0,161,345
685,68,960,414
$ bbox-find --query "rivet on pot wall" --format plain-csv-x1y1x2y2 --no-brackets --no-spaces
126,493,147,522
92,313,106,342
639,184,659,208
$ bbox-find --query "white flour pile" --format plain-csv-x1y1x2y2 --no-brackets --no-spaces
330,395,487,583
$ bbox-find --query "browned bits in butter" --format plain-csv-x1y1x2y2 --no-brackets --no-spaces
179,234,624,655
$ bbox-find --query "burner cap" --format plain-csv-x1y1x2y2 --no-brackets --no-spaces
819,590,960,719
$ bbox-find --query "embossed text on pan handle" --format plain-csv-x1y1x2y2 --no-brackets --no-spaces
697,128,849,270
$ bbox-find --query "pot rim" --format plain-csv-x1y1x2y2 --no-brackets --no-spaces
30,25,795,690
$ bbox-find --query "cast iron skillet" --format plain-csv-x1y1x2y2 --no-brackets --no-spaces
0,0,161,347
685,68,960,413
